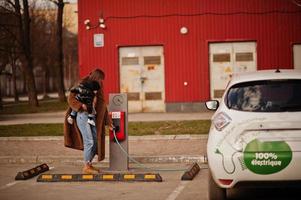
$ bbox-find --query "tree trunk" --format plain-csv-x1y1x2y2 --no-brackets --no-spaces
43,65,50,99
0,79,2,110
11,59,19,102
55,0,66,102
15,0,38,107
22,70,27,95
23,0,38,107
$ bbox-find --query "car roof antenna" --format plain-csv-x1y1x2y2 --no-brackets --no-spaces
275,67,280,73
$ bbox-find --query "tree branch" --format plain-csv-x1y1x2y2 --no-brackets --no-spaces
4,0,16,9
0,25,22,49
0,48,23,54
0,5,15,13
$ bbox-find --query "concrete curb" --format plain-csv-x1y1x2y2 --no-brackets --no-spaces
0,155,208,165
0,134,208,141
0,111,213,125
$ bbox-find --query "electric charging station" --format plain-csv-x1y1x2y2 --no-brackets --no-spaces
106,93,200,180
108,93,129,171
36,93,200,182
37,93,162,182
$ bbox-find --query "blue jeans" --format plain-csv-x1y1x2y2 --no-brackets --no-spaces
76,112,97,164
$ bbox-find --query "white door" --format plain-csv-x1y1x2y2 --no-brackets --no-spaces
119,46,165,113
209,42,257,99
293,44,301,70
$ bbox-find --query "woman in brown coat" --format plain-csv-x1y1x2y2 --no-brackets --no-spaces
64,69,112,174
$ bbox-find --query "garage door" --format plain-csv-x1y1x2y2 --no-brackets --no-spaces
293,44,301,70
209,42,257,99
119,46,165,113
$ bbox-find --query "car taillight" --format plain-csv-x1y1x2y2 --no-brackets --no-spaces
213,112,231,131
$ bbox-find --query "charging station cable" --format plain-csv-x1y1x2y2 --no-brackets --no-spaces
112,129,204,172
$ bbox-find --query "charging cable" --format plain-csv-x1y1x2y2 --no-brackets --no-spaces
112,128,206,172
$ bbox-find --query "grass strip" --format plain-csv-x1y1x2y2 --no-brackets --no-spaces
0,100,68,115
129,120,210,136
0,124,64,137
0,120,210,137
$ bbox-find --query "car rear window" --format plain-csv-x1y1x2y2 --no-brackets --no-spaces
226,79,301,112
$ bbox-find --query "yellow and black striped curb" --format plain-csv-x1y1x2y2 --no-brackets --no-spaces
181,162,200,181
15,163,49,180
37,173,162,182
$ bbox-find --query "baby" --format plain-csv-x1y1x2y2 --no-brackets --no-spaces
67,80,100,126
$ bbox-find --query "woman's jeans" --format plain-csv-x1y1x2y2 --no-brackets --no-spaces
76,112,97,164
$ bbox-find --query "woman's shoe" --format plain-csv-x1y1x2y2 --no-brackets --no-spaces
82,166,98,174
90,165,101,172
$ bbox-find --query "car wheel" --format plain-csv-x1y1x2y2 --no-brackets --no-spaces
208,171,227,200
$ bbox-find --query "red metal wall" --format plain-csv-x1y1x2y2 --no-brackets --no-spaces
78,0,301,103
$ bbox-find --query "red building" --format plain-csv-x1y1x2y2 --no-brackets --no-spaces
77,0,301,112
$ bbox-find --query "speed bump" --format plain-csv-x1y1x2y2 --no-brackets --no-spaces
120,173,162,182
181,162,200,181
15,163,49,180
37,173,162,182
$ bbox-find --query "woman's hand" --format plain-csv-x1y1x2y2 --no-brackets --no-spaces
109,123,115,131
81,104,88,111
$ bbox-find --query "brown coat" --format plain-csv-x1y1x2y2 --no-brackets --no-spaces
63,86,110,161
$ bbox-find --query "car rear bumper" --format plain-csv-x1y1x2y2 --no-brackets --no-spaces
208,151,301,188
234,180,301,189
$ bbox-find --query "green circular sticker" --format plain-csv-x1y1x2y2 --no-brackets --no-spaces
243,139,292,175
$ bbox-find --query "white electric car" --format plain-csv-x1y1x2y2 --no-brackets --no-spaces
206,69,301,200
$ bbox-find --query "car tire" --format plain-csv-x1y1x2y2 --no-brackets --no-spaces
208,171,227,200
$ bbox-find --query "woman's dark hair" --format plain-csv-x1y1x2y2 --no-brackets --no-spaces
83,68,105,82
89,69,105,81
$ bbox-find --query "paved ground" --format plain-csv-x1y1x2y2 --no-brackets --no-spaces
0,109,211,164
0,109,214,199
0,163,209,200
0,135,208,164
1,163,299,200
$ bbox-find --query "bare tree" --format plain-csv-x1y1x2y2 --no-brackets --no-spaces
0,59,8,109
31,5,56,99
1,0,77,105
8,0,39,107
50,0,66,102
62,4,78,89
0,4,10,108
0,2,20,103
63,31,78,88
9,44,19,102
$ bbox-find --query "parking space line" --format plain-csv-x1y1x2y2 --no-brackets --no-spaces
165,181,189,200
0,181,18,190
0,166,54,190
